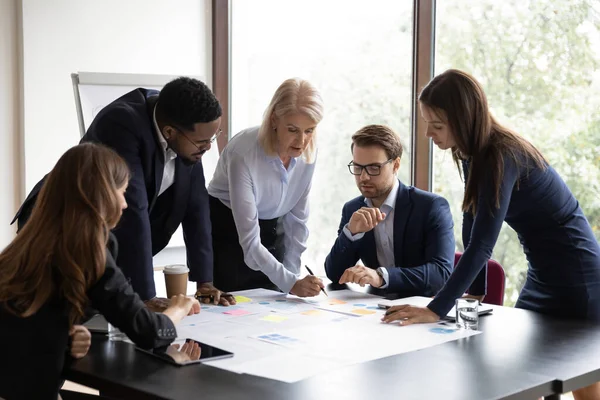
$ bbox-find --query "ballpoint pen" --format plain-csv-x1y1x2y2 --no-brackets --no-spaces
304,265,328,297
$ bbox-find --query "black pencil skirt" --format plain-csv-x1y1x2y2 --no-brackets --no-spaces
210,195,284,292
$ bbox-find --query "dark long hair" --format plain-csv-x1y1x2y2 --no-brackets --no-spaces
0,143,130,326
419,69,546,214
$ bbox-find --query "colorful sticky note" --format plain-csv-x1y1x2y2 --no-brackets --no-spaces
260,315,288,323
224,309,251,316
301,310,323,316
234,295,252,303
351,309,376,315
328,298,347,305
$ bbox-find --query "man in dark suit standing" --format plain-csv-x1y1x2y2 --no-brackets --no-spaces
13,77,234,310
325,125,455,297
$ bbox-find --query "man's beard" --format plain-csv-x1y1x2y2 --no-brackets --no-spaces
359,184,391,200
181,156,199,167
166,137,204,166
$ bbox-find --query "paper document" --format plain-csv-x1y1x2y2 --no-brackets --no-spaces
176,290,481,383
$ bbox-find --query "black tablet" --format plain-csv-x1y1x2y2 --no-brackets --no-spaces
136,338,233,366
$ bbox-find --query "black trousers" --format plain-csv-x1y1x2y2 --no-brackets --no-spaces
210,195,283,292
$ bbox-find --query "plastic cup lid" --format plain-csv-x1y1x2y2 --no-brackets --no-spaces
162,264,190,275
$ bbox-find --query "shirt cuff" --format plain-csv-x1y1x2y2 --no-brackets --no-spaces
343,224,365,241
266,265,299,294
378,267,389,289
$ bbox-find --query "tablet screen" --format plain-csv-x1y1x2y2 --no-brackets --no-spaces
136,338,233,366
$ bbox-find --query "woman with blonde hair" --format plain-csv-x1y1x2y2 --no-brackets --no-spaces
208,78,324,296
0,143,200,400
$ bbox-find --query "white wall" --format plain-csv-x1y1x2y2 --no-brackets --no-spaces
0,0,23,248
22,0,212,191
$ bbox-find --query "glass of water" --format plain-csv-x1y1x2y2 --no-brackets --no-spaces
107,322,129,342
455,298,479,330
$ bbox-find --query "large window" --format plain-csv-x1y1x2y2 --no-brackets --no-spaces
231,0,414,275
433,0,600,305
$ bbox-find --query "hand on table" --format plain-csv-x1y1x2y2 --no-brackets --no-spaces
166,340,201,363
196,282,236,306
381,305,440,326
163,294,201,325
144,297,171,312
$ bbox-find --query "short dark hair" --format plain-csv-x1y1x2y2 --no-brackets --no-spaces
156,77,222,131
351,124,403,160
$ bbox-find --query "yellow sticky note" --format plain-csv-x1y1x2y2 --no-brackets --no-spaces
351,309,376,315
301,310,323,316
261,315,288,323
234,295,252,303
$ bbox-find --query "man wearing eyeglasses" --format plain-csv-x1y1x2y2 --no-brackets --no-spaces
324,125,455,297
13,77,234,311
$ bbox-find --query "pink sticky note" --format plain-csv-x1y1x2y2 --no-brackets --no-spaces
224,309,251,316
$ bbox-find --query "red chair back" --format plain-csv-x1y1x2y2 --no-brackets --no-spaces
454,252,506,306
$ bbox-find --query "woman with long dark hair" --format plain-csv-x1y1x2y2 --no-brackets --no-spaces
383,70,600,399
0,143,199,400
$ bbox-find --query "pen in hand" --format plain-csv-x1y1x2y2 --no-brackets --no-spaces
304,265,328,297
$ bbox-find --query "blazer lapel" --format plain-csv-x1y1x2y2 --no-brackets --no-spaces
393,181,412,267
146,95,164,213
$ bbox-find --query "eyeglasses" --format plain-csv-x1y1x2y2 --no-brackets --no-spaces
347,159,393,176
175,126,223,151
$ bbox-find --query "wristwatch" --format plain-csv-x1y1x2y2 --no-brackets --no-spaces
376,267,386,288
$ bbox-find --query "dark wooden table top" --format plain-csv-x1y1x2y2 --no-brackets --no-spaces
66,285,600,400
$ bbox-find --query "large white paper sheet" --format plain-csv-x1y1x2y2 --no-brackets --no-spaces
291,288,387,317
175,291,481,383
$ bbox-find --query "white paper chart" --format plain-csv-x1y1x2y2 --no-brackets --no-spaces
174,289,480,383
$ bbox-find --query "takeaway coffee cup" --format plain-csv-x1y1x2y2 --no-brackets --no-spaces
163,264,189,298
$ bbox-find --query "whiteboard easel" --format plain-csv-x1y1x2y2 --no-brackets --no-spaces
71,72,189,137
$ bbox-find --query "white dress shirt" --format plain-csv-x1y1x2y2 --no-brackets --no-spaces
208,127,315,293
342,179,400,288
153,107,178,196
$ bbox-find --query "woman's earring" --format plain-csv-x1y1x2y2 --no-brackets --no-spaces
272,126,277,132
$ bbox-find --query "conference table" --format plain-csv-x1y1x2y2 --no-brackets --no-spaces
67,284,600,400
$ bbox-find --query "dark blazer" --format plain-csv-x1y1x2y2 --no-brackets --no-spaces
428,156,600,320
0,234,177,400
12,89,213,300
325,181,455,297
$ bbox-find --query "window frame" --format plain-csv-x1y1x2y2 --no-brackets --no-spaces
212,0,436,189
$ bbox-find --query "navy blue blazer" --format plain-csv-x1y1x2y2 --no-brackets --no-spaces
428,156,600,320
324,181,455,296
12,89,213,300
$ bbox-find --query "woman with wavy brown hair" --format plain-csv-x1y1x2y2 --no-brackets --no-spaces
0,143,200,400
382,69,600,399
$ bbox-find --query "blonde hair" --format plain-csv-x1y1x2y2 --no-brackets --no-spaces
258,78,324,163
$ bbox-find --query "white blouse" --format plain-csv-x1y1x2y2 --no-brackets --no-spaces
208,127,315,292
